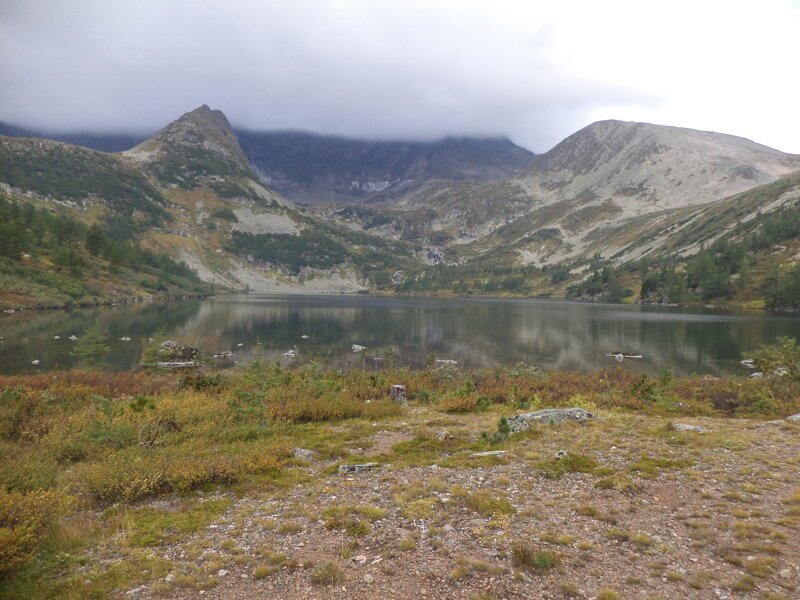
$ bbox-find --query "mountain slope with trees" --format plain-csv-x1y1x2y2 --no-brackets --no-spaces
1,106,799,309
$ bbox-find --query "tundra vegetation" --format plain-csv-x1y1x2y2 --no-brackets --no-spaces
0,339,799,598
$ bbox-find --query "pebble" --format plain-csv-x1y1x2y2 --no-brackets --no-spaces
363,574,374,584
217,569,229,577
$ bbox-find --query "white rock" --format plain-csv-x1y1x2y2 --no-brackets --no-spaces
672,423,708,433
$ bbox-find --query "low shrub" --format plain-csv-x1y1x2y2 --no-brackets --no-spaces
310,561,344,585
0,488,73,575
538,453,598,479
437,393,479,413
510,541,559,572
463,490,515,517
322,505,387,537
78,448,281,503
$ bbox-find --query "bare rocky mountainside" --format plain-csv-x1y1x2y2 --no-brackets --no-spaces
343,120,800,262
1,105,799,309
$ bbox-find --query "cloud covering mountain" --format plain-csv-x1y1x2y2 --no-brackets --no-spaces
1,0,799,153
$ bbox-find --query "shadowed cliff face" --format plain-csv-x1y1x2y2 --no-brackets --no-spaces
236,130,536,204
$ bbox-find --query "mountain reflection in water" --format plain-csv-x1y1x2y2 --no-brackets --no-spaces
1,295,799,376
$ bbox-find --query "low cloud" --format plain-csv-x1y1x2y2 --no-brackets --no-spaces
1,0,798,152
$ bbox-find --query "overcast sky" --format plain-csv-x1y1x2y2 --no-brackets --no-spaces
1,0,799,153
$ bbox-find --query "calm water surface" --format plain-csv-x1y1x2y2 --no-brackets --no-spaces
1,294,799,375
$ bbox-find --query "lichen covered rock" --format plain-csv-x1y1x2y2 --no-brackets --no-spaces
507,407,597,432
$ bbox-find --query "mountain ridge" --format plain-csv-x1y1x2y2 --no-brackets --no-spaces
237,129,535,204
2,105,799,309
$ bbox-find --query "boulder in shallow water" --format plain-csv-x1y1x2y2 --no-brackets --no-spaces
158,340,200,362
507,407,597,432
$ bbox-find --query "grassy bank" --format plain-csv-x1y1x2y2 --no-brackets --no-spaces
1,361,799,598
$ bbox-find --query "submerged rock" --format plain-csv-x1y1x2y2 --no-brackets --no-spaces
507,407,597,432
435,359,458,366
156,361,200,369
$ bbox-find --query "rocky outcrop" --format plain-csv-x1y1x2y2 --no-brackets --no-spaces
153,340,201,368
507,407,597,432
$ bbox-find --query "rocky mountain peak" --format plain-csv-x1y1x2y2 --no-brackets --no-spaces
522,119,800,209
124,105,253,187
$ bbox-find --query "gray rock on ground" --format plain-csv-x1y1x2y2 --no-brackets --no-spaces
672,423,708,433
787,413,800,423
338,463,378,474
293,447,316,461
507,407,597,432
390,384,407,405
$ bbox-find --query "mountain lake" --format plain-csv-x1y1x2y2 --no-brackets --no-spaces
1,294,799,376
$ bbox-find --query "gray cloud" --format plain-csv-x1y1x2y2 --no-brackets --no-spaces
1,0,798,153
